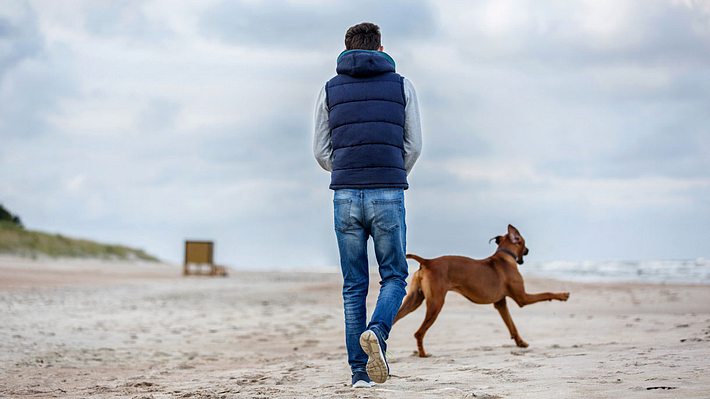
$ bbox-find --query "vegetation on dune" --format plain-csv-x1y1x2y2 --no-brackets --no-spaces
0,204,23,227
0,204,159,262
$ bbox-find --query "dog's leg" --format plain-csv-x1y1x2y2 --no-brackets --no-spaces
394,271,425,324
507,280,569,307
494,298,528,348
414,297,444,357
511,292,570,307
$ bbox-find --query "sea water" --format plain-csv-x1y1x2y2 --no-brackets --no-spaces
523,258,710,285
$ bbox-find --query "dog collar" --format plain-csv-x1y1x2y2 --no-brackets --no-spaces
496,248,518,262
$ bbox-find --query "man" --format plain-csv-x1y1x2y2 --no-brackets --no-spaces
313,22,422,388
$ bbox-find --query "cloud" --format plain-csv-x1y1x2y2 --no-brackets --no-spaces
410,1,710,188
0,2,42,76
441,0,710,66
1,0,709,267
199,0,438,51
0,1,75,138
135,98,181,132
83,0,173,42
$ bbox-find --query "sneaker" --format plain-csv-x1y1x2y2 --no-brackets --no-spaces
351,371,374,388
359,329,389,384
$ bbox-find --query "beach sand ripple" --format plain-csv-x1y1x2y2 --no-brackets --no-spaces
1,256,709,398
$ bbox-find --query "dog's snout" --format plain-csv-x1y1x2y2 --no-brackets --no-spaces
524,247,529,256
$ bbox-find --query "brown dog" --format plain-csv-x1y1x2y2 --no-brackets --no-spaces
394,224,570,357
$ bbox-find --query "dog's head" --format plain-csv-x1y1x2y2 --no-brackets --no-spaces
489,224,529,265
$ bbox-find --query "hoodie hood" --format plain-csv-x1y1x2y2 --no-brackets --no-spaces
335,50,396,77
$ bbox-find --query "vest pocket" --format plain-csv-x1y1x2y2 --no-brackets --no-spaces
372,199,402,232
334,198,353,232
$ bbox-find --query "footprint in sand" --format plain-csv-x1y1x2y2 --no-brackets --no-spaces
464,393,503,399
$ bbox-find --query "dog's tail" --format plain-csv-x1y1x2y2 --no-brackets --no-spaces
406,253,430,265
393,269,425,325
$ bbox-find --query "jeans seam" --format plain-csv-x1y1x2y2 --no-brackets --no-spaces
372,199,402,204
360,190,365,221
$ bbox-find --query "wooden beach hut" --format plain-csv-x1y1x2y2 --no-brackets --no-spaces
183,240,227,276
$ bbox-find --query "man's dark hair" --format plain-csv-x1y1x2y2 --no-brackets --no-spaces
344,22,381,50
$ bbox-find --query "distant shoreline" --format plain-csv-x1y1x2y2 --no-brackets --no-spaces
523,258,710,285
1,255,708,290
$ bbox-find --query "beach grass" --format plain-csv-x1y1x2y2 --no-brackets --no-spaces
0,221,159,262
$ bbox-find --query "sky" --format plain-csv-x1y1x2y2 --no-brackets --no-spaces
1,0,709,268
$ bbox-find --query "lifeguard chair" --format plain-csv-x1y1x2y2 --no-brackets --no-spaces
183,240,227,276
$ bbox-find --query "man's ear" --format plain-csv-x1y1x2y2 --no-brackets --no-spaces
507,224,521,244
378,45,384,52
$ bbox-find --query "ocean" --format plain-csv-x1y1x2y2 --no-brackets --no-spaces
234,257,710,285
523,258,710,285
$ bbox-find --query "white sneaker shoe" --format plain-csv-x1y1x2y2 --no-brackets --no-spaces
352,379,375,388
351,371,374,388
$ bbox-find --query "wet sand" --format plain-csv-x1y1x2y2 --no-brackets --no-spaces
1,255,709,398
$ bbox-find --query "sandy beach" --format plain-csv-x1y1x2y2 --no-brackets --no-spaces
1,255,708,398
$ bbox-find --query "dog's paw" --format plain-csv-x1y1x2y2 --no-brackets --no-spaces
515,339,529,348
559,292,570,301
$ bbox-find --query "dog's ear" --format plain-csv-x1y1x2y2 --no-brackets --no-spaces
489,236,502,245
507,224,521,244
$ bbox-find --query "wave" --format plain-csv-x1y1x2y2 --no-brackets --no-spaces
523,258,710,285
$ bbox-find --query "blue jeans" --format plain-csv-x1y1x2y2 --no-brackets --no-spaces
333,188,409,374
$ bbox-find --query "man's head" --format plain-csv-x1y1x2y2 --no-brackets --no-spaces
345,22,383,51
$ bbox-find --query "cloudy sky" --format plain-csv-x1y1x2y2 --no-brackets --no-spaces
2,0,709,268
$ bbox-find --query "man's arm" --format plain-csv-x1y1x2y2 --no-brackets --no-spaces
313,85,333,171
403,78,422,175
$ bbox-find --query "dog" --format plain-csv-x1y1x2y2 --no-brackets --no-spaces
393,224,570,357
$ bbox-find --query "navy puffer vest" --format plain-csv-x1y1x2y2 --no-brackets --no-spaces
326,50,408,190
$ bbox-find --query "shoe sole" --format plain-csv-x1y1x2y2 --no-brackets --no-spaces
352,380,374,388
360,330,388,384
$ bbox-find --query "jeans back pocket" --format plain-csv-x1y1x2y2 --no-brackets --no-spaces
334,198,353,232
372,199,402,232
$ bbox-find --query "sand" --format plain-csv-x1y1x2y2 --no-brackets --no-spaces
0,255,708,398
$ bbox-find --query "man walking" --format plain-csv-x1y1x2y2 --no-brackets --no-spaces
313,22,422,388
